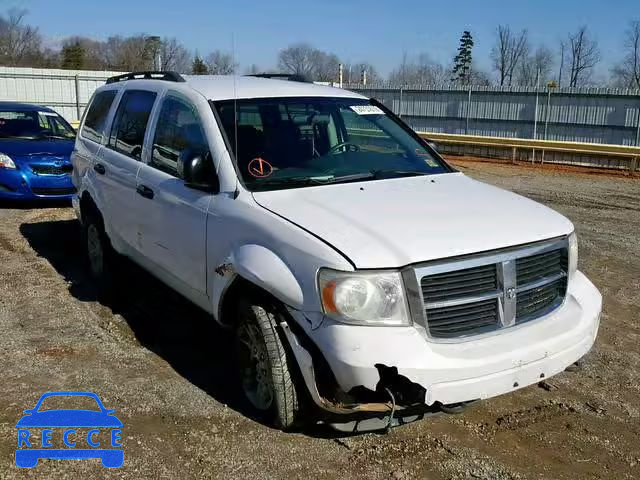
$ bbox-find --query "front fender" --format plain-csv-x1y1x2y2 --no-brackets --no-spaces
232,244,304,308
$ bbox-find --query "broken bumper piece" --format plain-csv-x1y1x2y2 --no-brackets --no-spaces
283,271,600,431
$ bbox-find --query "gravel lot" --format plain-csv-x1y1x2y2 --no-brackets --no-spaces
0,160,638,479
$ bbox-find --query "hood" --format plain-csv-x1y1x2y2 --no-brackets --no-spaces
0,139,73,161
253,173,574,269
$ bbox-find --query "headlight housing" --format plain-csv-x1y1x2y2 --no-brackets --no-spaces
0,152,16,169
568,231,578,281
318,269,411,326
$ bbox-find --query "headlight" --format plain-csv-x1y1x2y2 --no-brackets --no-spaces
318,269,411,326
568,232,578,281
0,152,16,169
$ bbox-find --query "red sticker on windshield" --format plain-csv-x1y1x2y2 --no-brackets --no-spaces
248,157,273,178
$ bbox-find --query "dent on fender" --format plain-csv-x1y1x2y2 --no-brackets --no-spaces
230,244,304,307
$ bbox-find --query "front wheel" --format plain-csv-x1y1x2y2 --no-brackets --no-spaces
235,297,300,429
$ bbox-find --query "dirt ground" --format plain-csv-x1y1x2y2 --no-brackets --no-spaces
0,160,638,479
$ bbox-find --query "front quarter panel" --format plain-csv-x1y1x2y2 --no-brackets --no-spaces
208,192,353,322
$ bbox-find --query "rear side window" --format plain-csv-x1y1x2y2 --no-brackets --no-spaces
108,90,157,161
151,95,208,177
82,90,117,143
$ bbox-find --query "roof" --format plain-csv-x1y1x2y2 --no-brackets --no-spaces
0,101,56,112
182,75,366,101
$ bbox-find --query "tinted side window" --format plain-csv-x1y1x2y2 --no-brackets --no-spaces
109,90,157,161
151,95,208,177
82,90,117,143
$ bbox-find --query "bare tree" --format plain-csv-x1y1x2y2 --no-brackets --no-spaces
344,62,381,84
491,25,529,86
0,8,42,66
277,43,340,81
205,50,237,74
388,53,449,85
567,27,600,87
611,21,640,89
278,43,316,78
517,45,555,86
160,37,190,72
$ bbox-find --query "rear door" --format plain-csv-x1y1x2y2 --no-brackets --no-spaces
98,90,158,255
73,89,118,191
135,92,212,296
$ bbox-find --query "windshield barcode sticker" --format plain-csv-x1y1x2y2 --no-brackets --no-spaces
350,105,384,115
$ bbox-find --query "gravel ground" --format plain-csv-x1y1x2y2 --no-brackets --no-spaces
0,160,638,479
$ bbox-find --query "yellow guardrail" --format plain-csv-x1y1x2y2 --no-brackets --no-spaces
70,120,80,129
417,132,640,171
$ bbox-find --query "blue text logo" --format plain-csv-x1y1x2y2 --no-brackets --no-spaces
15,391,123,468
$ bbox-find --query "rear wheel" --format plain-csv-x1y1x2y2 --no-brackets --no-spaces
83,209,117,299
235,296,300,429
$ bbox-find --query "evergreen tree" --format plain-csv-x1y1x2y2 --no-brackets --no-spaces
192,55,209,75
61,41,86,70
452,31,474,85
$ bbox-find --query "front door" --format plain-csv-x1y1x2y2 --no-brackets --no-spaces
135,92,212,297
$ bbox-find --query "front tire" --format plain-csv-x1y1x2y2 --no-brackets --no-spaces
235,297,300,429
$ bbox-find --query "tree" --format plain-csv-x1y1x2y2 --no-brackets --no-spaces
517,45,554,86
491,25,529,86
160,37,190,72
205,50,237,75
388,53,449,85
192,54,208,75
452,31,474,85
567,27,600,87
277,43,340,81
61,41,85,69
344,62,381,84
611,21,640,89
0,8,42,66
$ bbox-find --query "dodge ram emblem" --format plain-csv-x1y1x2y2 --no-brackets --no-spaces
506,287,516,300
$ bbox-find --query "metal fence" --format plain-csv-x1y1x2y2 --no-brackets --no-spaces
1,67,639,149
347,84,640,148
0,66,123,122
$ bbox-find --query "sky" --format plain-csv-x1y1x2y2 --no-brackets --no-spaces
1,0,638,78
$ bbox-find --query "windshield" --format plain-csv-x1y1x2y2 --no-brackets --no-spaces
0,109,76,140
213,97,450,191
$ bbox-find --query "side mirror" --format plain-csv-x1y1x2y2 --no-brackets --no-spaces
177,150,220,194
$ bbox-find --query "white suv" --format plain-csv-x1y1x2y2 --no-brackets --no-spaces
72,71,602,432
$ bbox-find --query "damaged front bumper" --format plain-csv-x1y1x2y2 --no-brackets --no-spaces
282,271,601,431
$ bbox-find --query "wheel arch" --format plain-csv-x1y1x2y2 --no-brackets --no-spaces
215,243,308,325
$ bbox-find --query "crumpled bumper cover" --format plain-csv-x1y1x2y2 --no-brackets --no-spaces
304,270,601,407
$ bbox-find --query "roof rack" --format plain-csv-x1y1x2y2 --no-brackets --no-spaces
106,71,186,84
246,73,311,83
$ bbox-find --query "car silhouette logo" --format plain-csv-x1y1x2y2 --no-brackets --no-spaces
15,391,123,468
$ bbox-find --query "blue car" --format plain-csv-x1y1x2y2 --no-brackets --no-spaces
0,102,76,201
15,391,123,468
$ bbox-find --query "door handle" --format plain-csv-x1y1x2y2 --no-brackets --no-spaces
136,184,154,199
93,163,106,175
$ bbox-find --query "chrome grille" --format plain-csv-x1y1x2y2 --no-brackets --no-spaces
516,249,566,285
421,264,497,303
411,238,570,340
426,298,500,338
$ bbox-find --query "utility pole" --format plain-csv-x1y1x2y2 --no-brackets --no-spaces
532,68,541,163
338,64,343,88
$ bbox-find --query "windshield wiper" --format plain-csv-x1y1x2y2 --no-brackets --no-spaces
370,169,430,178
